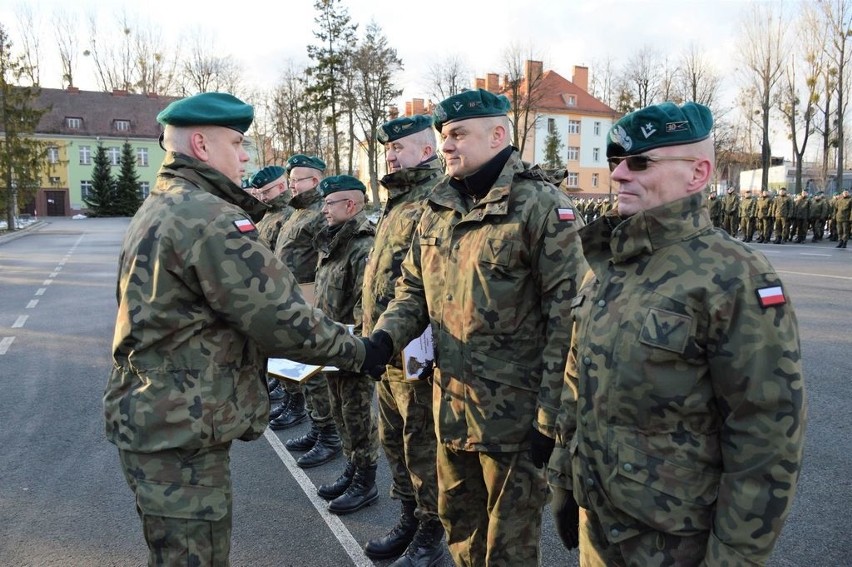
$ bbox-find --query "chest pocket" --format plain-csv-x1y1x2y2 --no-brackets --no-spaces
479,238,513,266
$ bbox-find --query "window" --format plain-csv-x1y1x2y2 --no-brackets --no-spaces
114,119,130,131
65,117,82,129
567,120,581,134
547,118,556,133
593,148,600,162
567,146,580,161
81,180,93,199
566,172,580,187
79,145,91,165
109,146,121,166
140,182,150,198
567,95,576,106
47,146,59,164
594,121,601,136
592,173,599,188
49,176,61,185
136,147,148,167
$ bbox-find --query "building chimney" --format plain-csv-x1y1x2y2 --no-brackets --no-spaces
572,66,589,92
474,77,485,90
525,60,543,88
486,73,499,93
66,86,79,94
410,98,426,115
112,88,128,96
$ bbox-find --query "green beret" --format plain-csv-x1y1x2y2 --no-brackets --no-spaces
248,165,286,189
377,115,433,143
286,154,326,174
606,101,713,158
157,92,253,134
432,89,511,131
318,175,366,197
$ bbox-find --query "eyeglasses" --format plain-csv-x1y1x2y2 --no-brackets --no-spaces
607,154,699,172
289,176,313,185
322,198,351,208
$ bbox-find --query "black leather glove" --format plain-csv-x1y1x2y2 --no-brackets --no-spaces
528,427,556,469
360,330,394,380
551,486,580,550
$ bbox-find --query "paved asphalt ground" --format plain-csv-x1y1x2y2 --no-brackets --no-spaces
0,217,849,567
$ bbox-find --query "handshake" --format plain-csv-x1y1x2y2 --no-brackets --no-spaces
359,330,395,380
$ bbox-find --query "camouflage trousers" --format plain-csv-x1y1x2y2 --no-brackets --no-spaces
578,507,706,567
378,366,439,521
284,373,333,425
118,444,232,567
437,444,549,567
325,371,380,467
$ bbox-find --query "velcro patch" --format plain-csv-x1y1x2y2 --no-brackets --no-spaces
557,208,576,221
756,285,786,308
233,218,256,233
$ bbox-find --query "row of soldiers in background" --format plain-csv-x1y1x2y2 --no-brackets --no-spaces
709,187,852,247
574,195,618,224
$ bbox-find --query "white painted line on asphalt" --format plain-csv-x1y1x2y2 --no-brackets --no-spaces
12,316,27,328
263,429,374,567
42,279,52,286
54,266,62,271
800,253,831,257
778,270,852,281
0,337,14,354
58,260,66,266
35,288,45,296
49,271,58,278
25,300,38,309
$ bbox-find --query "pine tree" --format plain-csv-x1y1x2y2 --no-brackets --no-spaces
543,128,565,169
83,143,115,216
0,24,48,230
114,141,141,216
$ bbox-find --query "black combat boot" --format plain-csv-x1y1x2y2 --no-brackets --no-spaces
364,499,418,560
389,517,447,567
269,398,289,420
268,382,287,402
269,392,306,430
837,240,845,248
317,459,356,500
328,463,378,514
842,240,848,248
296,423,341,468
285,420,320,451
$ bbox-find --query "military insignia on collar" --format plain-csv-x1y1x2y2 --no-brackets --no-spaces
756,285,786,308
233,218,256,233
557,207,576,221
610,125,632,151
666,121,688,133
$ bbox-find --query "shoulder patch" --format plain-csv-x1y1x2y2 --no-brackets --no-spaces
756,285,786,308
557,207,576,222
233,218,256,233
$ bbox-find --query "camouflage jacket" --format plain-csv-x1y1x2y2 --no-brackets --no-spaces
708,197,723,221
256,193,293,250
721,193,739,214
756,195,773,218
362,159,442,357
739,195,757,218
808,198,829,220
273,189,326,284
834,194,852,221
792,197,810,220
374,150,588,451
104,153,364,453
772,195,793,219
547,191,805,564
314,210,375,331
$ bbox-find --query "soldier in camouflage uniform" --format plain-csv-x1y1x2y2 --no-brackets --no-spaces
547,101,806,566
738,189,757,242
721,186,739,236
835,189,852,248
270,155,344,468
707,192,723,228
103,92,370,566
809,191,829,241
772,187,793,243
247,165,294,250
755,189,774,242
363,89,588,566
792,191,810,243
361,115,446,566
299,175,383,516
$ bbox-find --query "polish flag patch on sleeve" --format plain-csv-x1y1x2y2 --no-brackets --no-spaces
557,207,576,221
756,285,786,308
233,218,256,233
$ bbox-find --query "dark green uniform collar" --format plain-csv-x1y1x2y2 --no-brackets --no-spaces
380,157,442,200
316,210,373,252
429,149,525,217
291,188,322,209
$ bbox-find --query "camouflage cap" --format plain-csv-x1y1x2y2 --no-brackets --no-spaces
432,88,511,132
157,92,254,134
286,154,326,174
248,165,286,189
318,175,366,197
377,114,433,143
606,101,713,158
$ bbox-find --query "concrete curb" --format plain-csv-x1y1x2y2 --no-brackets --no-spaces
0,220,47,246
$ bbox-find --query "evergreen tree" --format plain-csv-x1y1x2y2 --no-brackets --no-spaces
83,143,115,216
543,128,565,169
0,24,48,230
114,141,141,215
